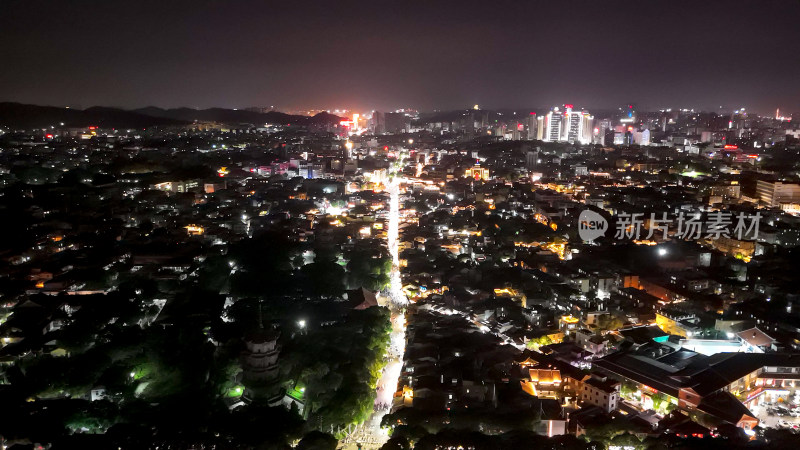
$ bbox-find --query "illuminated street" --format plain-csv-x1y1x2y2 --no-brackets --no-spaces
340,156,408,449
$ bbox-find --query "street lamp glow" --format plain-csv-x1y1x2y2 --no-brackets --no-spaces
657,248,668,256
297,320,306,328
407,139,413,145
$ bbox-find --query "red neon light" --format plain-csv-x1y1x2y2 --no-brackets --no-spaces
45,134,53,139
723,144,738,149
564,104,574,109
88,126,97,130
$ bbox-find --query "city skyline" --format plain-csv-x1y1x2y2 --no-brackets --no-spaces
4,1,800,448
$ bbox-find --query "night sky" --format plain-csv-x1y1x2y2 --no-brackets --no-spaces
1,0,799,114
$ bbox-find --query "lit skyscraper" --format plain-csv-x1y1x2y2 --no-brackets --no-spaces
579,111,594,144
537,105,592,144
537,107,564,142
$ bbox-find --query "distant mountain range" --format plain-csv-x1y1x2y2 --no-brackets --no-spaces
0,102,344,130
130,106,343,128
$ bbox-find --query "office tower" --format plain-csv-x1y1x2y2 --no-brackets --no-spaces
534,106,593,144
538,107,564,142
536,115,545,140
372,111,385,134
756,180,800,207
526,113,538,140
562,105,593,144
564,105,580,142
604,128,616,146
581,113,594,144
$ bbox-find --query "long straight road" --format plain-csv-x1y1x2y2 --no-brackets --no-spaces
340,155,409,450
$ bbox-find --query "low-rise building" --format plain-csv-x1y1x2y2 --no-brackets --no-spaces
580,374,620,412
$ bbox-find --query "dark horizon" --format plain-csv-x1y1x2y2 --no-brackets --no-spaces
1,101,782,119
1,0,799,115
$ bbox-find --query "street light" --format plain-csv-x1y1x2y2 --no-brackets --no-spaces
298,320,306,329
408,139,414,146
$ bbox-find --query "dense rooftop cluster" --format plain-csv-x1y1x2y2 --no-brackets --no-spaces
1,104,800,449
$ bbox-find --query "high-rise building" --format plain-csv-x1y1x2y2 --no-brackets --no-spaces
563,105,594,144
632,129,651,146
564,105,581,142
538,107,564,142
536,106,592,144
756,180,800,207
372,111,386,134
595,119,612,145
526,113,538,140
581,113,594,144
603,128,617,146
